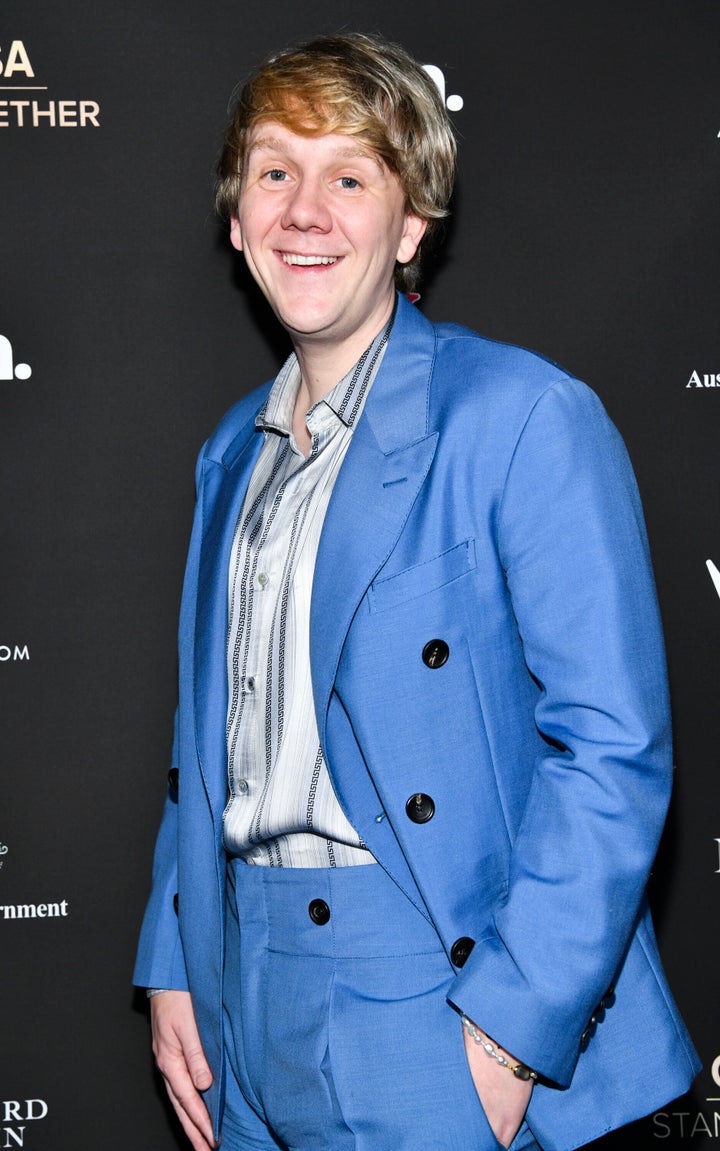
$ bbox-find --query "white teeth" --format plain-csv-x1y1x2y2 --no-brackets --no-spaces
282,253,338,266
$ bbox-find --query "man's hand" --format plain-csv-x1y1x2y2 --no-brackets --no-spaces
150,990,218,1150
463,1024,533,1148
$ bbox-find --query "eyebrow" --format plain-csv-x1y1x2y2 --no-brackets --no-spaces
247,136,383,168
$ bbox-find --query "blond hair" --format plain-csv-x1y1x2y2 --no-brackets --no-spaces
216,33,456,290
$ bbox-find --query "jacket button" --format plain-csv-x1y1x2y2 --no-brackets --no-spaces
406,793,435,823
308,899,330,926
450,937,475,967
173,893,179,916
167,767,179,791
422,639,449,668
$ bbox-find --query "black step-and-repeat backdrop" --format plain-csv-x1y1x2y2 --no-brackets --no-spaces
2,2,719,1148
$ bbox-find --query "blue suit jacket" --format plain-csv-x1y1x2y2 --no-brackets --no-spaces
135,295,699,1150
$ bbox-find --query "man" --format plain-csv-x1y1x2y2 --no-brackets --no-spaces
134,32,699,1151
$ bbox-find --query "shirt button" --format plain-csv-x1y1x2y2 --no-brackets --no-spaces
237,778,249,795
245,676,255,692
257,572,269,588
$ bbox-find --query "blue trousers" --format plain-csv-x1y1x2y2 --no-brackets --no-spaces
221,858,541,1151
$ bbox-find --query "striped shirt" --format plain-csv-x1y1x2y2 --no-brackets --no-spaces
222,314,393,866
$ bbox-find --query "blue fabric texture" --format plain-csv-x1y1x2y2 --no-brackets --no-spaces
221,860,538,1151
135,295,700,1150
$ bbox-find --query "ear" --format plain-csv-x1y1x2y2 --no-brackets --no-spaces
229,215,243,252
396,213,428,266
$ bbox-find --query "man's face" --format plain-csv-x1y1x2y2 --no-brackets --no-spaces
230,122,426,363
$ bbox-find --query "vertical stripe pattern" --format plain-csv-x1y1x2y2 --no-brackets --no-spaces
223,313,393,867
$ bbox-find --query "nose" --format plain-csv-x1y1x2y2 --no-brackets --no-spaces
280,175,332,233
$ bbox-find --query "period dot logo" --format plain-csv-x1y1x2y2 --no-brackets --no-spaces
423,64,464,112
0,334,31,380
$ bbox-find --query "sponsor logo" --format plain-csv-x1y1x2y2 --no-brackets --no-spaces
1,1100,49,1148
686,371,720,388
0,336,31,381
653,1110,720,1138
0,39,100,128
653,1060,720,1138
0,646,30,661
423,64,464,111
0,900,69,920
707,560,720,600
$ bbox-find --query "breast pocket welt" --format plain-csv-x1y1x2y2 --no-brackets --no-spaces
368,538,477,614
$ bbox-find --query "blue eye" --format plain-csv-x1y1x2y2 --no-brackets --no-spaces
267,169,287,181
339,176,359,190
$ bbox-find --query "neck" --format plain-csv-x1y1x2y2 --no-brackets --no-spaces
290,297,396,410
290,339,364,458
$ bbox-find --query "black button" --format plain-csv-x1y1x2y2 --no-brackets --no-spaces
173,893,179,916
450,937,475,967
405,793,435,823
422,639,449,668
580,1019,597,1049
581,983,616,1050
308,899,330,926
167,767,179,791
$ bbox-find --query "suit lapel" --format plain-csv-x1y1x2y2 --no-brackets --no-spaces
311,296,439,761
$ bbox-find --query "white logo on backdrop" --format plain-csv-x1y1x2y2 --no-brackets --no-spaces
0,39,100,127
654,1056,720,1139
0,335,31,380
0,40,35,79
707,559,720,600
0,645,30,659
1,1099,49,1148
686,371,720,388
0,900,69,920
423,64,464,111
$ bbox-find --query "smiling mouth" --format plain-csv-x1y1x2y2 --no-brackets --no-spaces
281,253,339,266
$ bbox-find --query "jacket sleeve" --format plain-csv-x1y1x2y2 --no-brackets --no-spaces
448,377,673,1086
132,441,212,992
133,709,190,990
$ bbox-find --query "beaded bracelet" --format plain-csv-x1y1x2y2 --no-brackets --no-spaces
461,1015,537,1082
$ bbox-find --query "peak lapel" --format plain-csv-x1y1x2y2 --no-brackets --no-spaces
310,297,439,755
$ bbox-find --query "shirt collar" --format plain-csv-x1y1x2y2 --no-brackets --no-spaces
256,302,397,437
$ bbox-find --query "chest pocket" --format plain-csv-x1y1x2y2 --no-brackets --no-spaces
368,538,476,614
